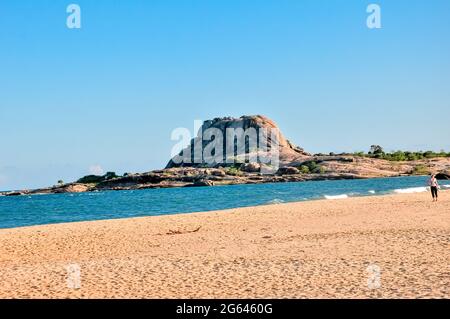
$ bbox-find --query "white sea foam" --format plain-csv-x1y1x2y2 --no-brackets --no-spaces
324,194,349,200
442,185,450,189
393,187,428,194
84,192,103,196
267,199,285,204
368,190,376,194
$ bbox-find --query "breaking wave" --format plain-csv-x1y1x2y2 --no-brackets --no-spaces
393,187,428,194
266,199,285,204
324,194,349,200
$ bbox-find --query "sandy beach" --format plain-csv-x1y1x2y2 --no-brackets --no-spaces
0,191,448,299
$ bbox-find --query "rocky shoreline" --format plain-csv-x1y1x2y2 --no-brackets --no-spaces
2,115,450,197
2,156,450,197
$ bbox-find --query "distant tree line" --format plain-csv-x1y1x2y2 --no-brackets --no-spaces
315,145,450,162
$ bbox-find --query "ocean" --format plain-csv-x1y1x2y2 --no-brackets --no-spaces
0,176,448,229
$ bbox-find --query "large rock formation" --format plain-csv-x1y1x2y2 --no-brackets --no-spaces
166,115,310,169
6,114,450,195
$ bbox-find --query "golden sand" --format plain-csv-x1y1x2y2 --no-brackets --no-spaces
0,191,448,299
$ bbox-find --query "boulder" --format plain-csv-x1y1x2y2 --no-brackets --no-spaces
436,173,450,180
242,163,261,173
277,167,300,175
191,180,215,187
4,191,24,196
211,170,226,177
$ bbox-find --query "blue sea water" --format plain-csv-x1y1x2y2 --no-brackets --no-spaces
0,176,448,229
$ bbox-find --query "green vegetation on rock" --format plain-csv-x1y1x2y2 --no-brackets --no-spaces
77,172,119,184
350,147,450,162
411,165,430,175
298,161,326,174
225,166,243,176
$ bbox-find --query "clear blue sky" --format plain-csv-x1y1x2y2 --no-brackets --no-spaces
1,0,449,190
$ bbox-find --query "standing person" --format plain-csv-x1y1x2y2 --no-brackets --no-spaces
428,174,440,202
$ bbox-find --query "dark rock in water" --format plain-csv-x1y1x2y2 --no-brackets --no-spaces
188,180,215,187
77,172,119,184
4,191,24,196
97,173,164,188
435,173,450,180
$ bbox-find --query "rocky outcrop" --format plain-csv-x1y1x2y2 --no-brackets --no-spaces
8,157,450,195
436,173,450,180
54,184,92,193
190,180,215,187
166,115,310,169
242,163,261,173
277,167,300,175
5,115,450,196
3,191,24,197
